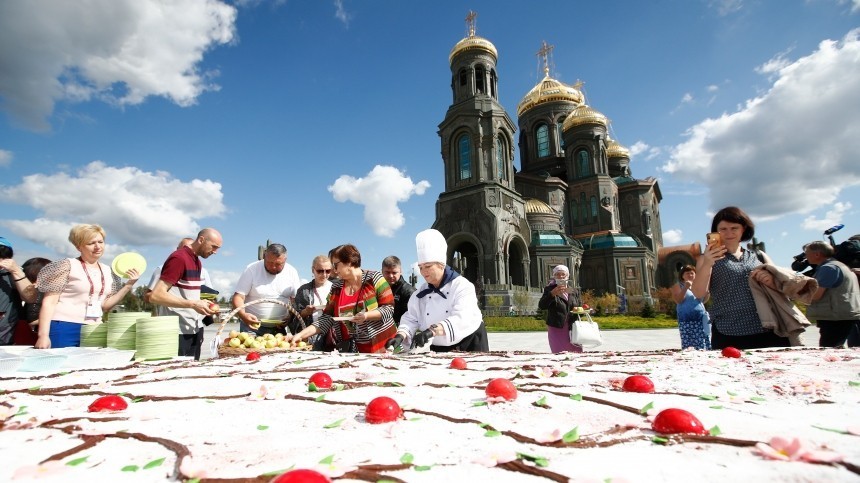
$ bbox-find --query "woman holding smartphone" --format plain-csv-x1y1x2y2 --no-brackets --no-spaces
691,207,789,349
538,265,582,353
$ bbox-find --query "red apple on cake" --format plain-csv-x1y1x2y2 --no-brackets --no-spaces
450,357,467,370
271,468,331,483
309,372,333,390
88,395,128,413
721,347,742,358
365,396,402,424
485,378,517,401
622,375,655,393
651,408,708,435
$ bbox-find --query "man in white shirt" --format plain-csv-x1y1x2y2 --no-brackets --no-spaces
231,243,301,336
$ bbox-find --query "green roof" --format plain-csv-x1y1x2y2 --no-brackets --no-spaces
579,233,641,250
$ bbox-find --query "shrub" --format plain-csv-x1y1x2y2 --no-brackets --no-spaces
640,301,656,318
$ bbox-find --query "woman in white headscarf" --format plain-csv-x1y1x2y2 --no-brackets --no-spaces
538,264,583,353
385,229,488,353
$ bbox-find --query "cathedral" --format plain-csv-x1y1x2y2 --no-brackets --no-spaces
432,14,686,310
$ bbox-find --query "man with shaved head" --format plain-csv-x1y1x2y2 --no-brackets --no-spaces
149,228,223,359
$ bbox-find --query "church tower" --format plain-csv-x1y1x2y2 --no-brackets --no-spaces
433,12,527,292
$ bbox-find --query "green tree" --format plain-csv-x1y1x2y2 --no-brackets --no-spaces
640,301,656,318
512,291,530,315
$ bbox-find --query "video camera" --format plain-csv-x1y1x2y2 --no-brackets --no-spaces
791,224,846,275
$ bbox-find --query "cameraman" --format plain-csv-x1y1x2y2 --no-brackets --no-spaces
802,241,860,347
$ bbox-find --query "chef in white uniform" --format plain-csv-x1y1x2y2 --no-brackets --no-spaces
386,229,488,352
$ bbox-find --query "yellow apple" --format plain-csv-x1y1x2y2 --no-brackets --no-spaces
229,337,241,348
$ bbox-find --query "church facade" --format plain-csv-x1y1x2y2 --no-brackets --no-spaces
432,15,672,310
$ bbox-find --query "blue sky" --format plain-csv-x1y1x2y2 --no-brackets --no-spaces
1,0,859,296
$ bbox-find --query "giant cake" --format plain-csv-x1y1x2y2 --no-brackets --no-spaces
1,347,859,482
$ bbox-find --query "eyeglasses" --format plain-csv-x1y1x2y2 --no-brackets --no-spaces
314,269,332,274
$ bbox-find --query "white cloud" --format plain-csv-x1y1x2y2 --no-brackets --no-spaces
662,29,860,220
707,84,719,93
755,48,793,79
663,229,683,245
0,149,11,167
0,0,237,131
681,93,694,103
709,0,743,16
334,0,351,26
801,201,852,232
0,161,226,249
629,141,661,161
328,165,430,237
208,269,241,300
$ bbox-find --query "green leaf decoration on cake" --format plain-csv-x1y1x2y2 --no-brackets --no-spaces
132,397,143,403
315,394,326,402
414,465,433,471
709,425,722,436
66,456,89,466
709,405,724,410
324,419,344,429
472,401,488,407
562,427,580,443
308,382,319,392
750,396,766,402
812,424,849,434
143,457,165,469
533,396,548,407
570,394,583,401
484,430,502,437
639,401,654,415
391,382,404,387
187,479,200,483
319,455,335,465
14,406,28,417
400,453,414,464
28,386,41,392
849,381,860,387
121,465,139,472
293,359,304,364
698,394,717,400
651,436,668,445
727,390,738,396
477,422,489,428
408,417,423,421
262,466,295,476
517,452,549,467
335,384,345,391
556,371,568,377
257,425,269,430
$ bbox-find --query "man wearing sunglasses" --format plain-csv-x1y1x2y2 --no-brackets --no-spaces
231,243,300,336
291,255,333,348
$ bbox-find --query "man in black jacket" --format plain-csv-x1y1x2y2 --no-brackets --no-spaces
381,256,415,327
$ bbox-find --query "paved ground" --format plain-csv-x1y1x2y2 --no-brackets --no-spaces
203,322,822,358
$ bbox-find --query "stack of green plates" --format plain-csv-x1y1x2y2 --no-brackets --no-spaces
135,316,179,360
80,324,108,347
106,312,150,351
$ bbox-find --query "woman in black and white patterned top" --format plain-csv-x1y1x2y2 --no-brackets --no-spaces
691,206,791,350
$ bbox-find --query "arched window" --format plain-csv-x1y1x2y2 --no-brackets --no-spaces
577,150,590,177
458,134,471,181
496,137,505,180
536,124,549,157
571,200,578,224
557,119,565,150
590,196,598,218
475,65,485,94
490,69,497,98
580,193,588,223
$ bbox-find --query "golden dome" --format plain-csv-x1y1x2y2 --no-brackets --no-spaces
562,104,608,131
449,35,498,64
606,138,630,159
516,75,583,117
524,198,555,215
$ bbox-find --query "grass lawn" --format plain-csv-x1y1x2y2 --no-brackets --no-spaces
485,314,678,332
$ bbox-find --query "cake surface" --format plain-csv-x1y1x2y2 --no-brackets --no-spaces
1,347,859,482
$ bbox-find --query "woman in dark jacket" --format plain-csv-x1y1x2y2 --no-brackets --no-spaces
538,265,582,353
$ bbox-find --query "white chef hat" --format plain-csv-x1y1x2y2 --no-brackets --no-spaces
416,229,447,265
552,265,569,277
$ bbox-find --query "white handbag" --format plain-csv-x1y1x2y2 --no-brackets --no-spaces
569,312,602,348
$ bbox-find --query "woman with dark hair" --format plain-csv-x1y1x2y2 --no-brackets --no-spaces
292,244,395,353
691,206,789,349
672,265,710,350
12,257,52,345
0,237,40,345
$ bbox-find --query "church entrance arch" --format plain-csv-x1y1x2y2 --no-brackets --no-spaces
506,236,529,287
449,235,482,284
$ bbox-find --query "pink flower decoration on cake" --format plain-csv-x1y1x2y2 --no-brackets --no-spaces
0,404,17,420
314,461,357,478
753,436,843,463
12,461,69,479
473,449,518,467
180,456,208,479
823,354,840,362
536,428,563,443
247,384,284,401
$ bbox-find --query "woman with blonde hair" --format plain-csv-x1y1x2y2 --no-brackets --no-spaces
35,224,140,348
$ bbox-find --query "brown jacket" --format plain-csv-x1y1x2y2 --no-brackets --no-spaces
748,264,815,346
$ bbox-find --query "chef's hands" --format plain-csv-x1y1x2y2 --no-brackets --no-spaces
385,334,405,352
